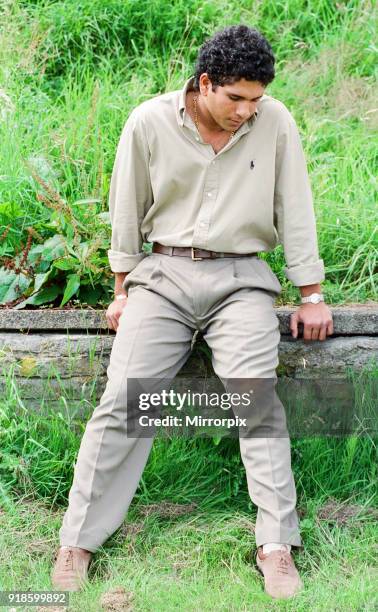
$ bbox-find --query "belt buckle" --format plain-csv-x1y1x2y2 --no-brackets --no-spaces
191,247,203,261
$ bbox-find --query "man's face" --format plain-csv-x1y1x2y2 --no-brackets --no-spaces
200,74,265,132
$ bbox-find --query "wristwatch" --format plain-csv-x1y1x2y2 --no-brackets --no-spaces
300,292,325,304
115,294,127,301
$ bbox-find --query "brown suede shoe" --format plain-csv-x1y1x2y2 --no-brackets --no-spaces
256,546,303,599
51,546,92,592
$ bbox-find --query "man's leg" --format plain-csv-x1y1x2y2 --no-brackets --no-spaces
202,286,301,549
58,285,195,553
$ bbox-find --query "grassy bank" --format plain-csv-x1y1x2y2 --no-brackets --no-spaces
0,365,377,609
1,494,377,611
0,0,377,307
1,330,376,610
0,360,377,508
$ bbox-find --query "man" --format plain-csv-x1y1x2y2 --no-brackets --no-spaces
52,25,333,599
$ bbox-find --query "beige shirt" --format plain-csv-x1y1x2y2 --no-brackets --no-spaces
107,76,325,286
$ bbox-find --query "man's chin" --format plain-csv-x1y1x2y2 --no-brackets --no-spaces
228,120,243,130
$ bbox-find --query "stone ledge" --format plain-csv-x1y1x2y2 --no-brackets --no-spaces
1,332,376,381
0,305,376,409
0,303,377,335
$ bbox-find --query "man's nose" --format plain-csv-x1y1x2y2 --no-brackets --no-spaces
236,102,257,120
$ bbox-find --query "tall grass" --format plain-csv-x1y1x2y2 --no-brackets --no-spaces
0,363,376,511
0,0,377,305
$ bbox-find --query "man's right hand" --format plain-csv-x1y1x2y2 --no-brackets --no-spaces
106,296,128,331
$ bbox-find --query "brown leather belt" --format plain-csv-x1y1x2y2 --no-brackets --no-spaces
152,242,258,260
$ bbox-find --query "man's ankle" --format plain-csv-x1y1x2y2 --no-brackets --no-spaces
262,542,291,554
60,545,91,553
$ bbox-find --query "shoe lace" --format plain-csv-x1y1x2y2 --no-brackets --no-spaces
276,553,290,575
62,548,74,570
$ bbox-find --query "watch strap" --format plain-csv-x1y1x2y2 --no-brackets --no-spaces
300,293,324,304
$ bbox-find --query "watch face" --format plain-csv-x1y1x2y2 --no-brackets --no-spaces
311,294,320,304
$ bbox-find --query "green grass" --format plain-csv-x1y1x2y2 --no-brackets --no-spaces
0,489,377,610
0,0,377,306
0,364,377,609
1,362,377,509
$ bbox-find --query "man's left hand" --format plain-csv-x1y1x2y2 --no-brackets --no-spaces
290,302,334,341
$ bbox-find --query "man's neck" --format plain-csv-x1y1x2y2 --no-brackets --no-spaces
187,90,225,134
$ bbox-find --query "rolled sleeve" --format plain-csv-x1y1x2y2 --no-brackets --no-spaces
273,107,325,287
107,108,153,273
107,249,146,273
284,260,325,286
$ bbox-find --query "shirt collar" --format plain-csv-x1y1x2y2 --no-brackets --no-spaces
177,75,259,129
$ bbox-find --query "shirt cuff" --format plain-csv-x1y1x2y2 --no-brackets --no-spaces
107,249,147,273
283,259,325,287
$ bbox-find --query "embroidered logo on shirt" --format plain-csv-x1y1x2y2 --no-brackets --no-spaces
250,160,255,170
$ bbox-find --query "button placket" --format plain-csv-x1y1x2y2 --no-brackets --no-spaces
192,157,220,247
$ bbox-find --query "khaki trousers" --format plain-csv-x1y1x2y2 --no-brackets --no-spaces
59,253,302,552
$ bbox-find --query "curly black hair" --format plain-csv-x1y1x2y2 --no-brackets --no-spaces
193,25,275,91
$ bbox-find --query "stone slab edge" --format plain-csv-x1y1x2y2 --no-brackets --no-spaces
0,303,377,335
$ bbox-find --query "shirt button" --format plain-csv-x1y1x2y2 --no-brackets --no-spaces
200,221,206,227
195,137,199,141
207,192,212,197
212,161,216,165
